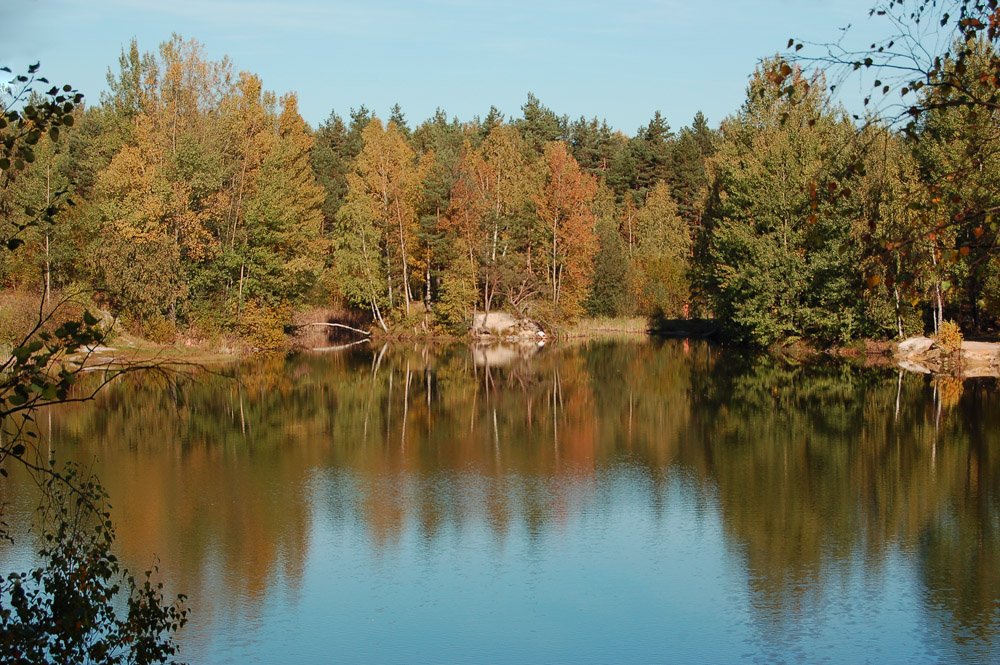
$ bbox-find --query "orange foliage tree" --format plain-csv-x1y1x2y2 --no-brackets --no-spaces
533,142,598,319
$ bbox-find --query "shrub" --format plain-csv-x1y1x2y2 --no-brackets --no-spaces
232,298,290,350
936,319,964,355
143,316,177,345
435,272,477,334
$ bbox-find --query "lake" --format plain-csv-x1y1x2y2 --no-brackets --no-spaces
2,338,999,664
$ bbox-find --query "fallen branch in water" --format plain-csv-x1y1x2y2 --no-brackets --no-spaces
298,322,372,336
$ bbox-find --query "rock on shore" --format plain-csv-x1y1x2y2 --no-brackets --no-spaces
895,336,1000,377
471,312,546,342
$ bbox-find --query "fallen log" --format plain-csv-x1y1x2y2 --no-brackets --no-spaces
297,322,372,337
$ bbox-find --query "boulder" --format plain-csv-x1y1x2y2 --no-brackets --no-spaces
896,336,935,356
472,312,545,341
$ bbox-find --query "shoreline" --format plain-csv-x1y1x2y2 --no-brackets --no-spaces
59,319,1000,380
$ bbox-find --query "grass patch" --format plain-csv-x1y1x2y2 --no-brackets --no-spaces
558,316,649,338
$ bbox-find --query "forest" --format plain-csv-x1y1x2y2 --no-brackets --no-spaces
3,30,1000,348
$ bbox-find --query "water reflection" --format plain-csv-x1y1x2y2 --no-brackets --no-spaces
1,340,998,663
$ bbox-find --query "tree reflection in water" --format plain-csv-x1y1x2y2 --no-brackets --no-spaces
1,339,997,661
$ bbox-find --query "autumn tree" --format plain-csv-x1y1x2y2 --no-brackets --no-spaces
88,38,233,331
81,37,325,340
335,118,428,329
448,124,536,317
533,141,598,320
215,73,274,313
90,117,183,325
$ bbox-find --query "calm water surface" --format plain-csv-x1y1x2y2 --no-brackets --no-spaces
2,339,999,664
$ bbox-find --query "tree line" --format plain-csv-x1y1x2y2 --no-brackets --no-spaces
3,33,999,346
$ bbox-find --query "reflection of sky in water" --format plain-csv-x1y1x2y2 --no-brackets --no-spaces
2,341,999,664
254,466,749,665
175,463,992,665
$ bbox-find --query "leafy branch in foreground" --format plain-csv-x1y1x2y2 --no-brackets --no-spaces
786,0,1000,129
0,463,189,665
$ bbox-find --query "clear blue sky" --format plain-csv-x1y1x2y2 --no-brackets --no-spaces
3,0,889,134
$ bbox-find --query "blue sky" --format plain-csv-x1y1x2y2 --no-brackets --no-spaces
3,0,889,134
